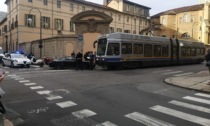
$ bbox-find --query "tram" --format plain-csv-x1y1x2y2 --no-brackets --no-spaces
94,33,205,69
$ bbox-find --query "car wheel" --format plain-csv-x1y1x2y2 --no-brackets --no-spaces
2,61,5,66
56,64,63,69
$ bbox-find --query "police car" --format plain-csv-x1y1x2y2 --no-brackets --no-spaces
2,52,31,68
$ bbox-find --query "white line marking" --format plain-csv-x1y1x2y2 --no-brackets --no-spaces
24,83,36,86
30,86,44,90
72,109,97,119
19,80,30,83
5,71,9,74
125,112,175,126
15,78,25,80
56,101,77,108
195,93,210,99
183,96,210,105
163,71,183,75
169,100,210,113
10,76,20,78
98,121,118,126
174,72,193,77
46,96,63,100
150,105,210,126
153,70,172,73
37,90,51,95
7,74,17,77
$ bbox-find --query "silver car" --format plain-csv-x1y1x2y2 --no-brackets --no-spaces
2,53,31,68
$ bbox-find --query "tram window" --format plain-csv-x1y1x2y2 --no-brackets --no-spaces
162,45,169,57
154,45,161,57
191,48,196,56
186,47,191,56
122,43,132,54
196,48,201,54
133,44,143,54
107,43,120,56
201,48,205,54
181,47,186,56
97,39,107,55
144,44,152,57
173,47,177,57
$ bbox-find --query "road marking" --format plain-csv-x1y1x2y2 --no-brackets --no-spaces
7,74,17,77
169,100,210,113
97,121,118,126
195,93,210,99
174,72,193,77
15,78,25,80
125,112,175,126
10,76,20,78
30,86,44,90
37,90,51,95
163,71,183,75
19,80,30,83
183,96,210,105
72,109,97,119
153,70,172,73
56,101,77,108
151,105,210,126
46,96,63,100
24,83,36,86
5,71,9,74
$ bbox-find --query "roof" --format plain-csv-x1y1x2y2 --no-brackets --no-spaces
124,0,151,9
152,4,204,18
0,11,7,22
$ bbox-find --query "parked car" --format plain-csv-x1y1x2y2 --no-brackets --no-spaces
2,53,31,68
0,47,4,62
48,56,91,69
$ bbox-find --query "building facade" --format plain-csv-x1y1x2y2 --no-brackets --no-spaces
151,3,210,47
0,0,150,58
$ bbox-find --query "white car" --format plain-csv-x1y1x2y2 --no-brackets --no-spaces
2,53,31,67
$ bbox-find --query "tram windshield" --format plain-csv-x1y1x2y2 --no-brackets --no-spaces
97,38,107,56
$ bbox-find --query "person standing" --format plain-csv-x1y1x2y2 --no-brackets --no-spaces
76,51,83,70
206,49,210,74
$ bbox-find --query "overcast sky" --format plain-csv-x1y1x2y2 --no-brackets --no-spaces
0,0,199,15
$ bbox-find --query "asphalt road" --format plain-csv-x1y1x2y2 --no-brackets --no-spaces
1,63,210,126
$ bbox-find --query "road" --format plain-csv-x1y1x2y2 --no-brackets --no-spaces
1,63,210,126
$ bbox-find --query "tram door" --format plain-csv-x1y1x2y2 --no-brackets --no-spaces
170,39,179,64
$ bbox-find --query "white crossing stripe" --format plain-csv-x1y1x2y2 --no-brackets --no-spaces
97,121,118,126
163,71,183,75
174,72,193,77
150,105,210,126
153,70,172,73
183,96,210,105
37,90,51,95
30,86,43,90
15,78,25,80
19,80,30,83
195,93,210,99
72,109,97,119
169,100,210,113
56,101,77,108
24,83,36,86
10,76,20,78
7,74,16,76
46,96,63,100
5,71,9,74
125,112,175,126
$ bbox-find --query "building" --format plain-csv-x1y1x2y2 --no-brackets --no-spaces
150,2,210,47
0,0,150,58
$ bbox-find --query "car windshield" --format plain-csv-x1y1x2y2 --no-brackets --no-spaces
11,54,26,58
97,38,107,56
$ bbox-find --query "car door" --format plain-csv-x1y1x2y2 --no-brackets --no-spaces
2,54,10,66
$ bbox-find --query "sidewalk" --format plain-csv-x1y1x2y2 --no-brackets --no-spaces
165,70,210,92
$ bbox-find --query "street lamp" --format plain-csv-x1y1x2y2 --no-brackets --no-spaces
28,7,43,58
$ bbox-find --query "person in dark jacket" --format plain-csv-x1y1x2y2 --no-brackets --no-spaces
76,51,83,70
206,49,210,73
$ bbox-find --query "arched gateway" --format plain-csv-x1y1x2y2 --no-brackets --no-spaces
22,11,112,59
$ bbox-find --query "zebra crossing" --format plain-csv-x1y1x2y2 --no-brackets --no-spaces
152,69,195,76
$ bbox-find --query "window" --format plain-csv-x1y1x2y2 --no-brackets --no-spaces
82,6,85,11
57,1,61,8
162,45,169,57
55,18,63,30
133,44,143,54
127,16,129,22
28,0,32,2
70,21,74,32
118,15,121,21
117,28,122,32
144,44,152,57
41,16,50,29
43,0,48,5
183,13,190,22
154,45,161,57
110,27,114,33
70,3,74,11
124,30,130,33
181,47,186,56
25,14,36,27
162,17,166,25
107,43,120,56
186,47,191,56
126,5,129,11
191,48,196,56
122,43,132,54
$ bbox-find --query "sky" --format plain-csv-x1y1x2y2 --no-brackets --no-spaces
0,0,199,15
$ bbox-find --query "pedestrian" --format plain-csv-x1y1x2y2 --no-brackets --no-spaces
206,49,210,73
0,69,6,114
71,51,75,58
76,51,83,70
89,51,94,70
